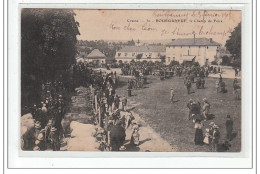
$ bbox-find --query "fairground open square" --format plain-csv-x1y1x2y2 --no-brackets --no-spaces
21,9,241,152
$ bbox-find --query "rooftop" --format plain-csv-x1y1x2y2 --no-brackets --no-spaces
86,49,106,58
118,45,166,53
166,38,221,46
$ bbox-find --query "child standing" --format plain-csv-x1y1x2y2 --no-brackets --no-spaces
130,122,140,146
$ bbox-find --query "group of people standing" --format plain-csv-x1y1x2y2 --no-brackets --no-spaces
90,71,140,151
166,64,236,152
30,81,67,151
193,116,233,152
186,98,234,152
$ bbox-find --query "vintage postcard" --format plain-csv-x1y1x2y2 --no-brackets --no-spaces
21,9,241,152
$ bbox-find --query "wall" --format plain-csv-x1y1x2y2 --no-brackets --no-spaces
115,51,164,63
85,58,106,65
166,45,219,66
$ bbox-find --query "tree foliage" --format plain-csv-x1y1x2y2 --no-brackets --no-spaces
21,9,80,105
225,22,241,59
169,60,179,66
232,59,241,69
136,53,143,60
220,55,232,66
160,55,166,63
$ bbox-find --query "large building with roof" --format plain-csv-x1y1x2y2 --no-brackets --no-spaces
165,37,221,66
85,49,106,66
115,45,166,63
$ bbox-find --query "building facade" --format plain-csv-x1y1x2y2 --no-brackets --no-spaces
165,38,221,66
115,45,166,63
85,49,106,66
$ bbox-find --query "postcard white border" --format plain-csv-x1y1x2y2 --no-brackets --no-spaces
5,0,255,169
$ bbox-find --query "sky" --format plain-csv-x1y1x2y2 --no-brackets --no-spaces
74,10,241,45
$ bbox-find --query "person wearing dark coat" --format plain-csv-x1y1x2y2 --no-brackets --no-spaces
226,115,233,141
212,125,221,152
110,121,126,151
186,99,193,120
201,78,205,89
186,80,192,94
48,127,60,151
194,119,204,145
113,95,120,110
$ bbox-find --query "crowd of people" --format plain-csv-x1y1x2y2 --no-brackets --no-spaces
97,62,239,152
90,70,141,151
29,80,67,151
23,60,240,152
175,66,237,152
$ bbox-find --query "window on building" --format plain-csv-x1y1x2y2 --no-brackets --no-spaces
132,53,135,56
118,53,121,57
125,53,127,56
149,53,152,57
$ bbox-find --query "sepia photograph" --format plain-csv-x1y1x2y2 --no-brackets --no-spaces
20,9,242,152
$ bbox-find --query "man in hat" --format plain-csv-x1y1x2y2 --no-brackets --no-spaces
185,79,192,94
48,127,60,151
34,121,42,141
37,129,46,150
226,115,233,141
202,98,210,121
110,120,126,151
121,96,127,111
170,88,175,103
212,124,220,152
113,95,120,110
201,78,205,89
187,99,193,120
208,122,215,150
127,80,132,97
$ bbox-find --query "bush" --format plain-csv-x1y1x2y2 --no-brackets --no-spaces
232,59,241,69
211,61,218,65
169,60,179,66
221,55,232,66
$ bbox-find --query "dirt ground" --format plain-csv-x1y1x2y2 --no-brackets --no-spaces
116,74,241,152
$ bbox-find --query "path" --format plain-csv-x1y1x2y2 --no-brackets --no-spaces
61,86,174,151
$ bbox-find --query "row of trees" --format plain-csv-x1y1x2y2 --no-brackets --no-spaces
77,39,136,59
225,22,241,69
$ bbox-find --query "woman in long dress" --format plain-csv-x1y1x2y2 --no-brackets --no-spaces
194,119,204,145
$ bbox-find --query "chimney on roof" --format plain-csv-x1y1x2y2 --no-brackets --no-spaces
194,34,195,44
136,39,140,46
210,38,213,43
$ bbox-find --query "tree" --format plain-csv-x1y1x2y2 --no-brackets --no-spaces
225,22,241,59
130,59,135,64
220,55,232,66
127,39,135,46
169,60,179,66
136,53,143,60
232,59,241,69
21,9,80,106
160,55,166,63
